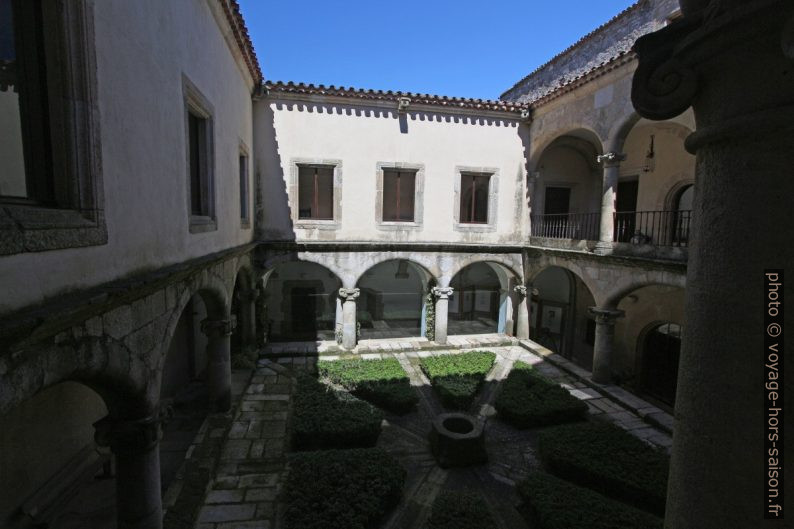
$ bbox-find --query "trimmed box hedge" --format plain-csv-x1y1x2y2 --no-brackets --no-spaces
419,351,496,410
318,357,418,414
291,373,383,450
537,420,669,516
284,447,406,529
494,361,588,428
426,490,495,529
517,471,663,529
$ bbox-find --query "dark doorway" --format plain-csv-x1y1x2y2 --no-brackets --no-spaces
641,323,681,408
544,186,571,215
291,287,318,339
615,180,639,242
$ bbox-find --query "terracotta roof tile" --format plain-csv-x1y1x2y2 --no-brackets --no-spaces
219,0,262,84
264,80,528,114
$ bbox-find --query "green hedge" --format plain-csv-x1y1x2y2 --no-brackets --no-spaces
425,490,495,529
494,361,588,428
537,420,669,515
291,373,383,450
318,358,418,414
420,351,496,410
284,448,406,529
517,471,663,529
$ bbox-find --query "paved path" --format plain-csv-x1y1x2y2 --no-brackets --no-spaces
183,343,673,528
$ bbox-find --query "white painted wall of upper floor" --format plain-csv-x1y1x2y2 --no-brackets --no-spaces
254,97,530,245
0,0,255,313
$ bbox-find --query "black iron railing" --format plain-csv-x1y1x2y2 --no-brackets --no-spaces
531,212,600,241
613,210,692,247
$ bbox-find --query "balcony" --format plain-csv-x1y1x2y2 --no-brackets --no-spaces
530,210,692,260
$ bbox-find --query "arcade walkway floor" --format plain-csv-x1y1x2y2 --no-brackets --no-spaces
166,340,673,529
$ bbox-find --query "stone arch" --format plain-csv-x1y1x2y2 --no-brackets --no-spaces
355,259,434,339
526,258,602,306
605,110,641,154
260,251,349,288
353,256,437,288
445,255,523,288
663,176,695,212
529,126,605,174
603,272,686,309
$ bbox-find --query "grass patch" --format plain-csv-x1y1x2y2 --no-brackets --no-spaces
425,490,495,529
419,351,496,410
494,361,588,428
291,373,383,451
318,357,418,414
537,420,669,515
517,471,663,529
284,447,405,529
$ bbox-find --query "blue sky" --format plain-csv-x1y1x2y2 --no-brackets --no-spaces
237,0,636,100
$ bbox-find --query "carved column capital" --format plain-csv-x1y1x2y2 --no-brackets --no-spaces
94,415,161,455
514,285,528,297
200,317,236,337
431,286,454,299
596,152,627,167
588,307,625,325
338,287,360,302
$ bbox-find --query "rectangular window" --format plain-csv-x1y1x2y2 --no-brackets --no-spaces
239,153,249,223
298,165,333,220
460,173,490,223
1,0,54,203
382,169,415,222
187,111,210,216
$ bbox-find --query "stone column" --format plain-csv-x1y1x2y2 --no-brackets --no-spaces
94,415,162,529
338,288,360,349
432,286,454,344
237,288,259,350
594,152,626,255
200,317,235,412
632,2,793,526
514,285,530,339
588,307,624,384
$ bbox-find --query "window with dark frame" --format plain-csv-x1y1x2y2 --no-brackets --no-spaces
1,0,54,204
459,173,490,224
239,153,249,223
297,165,333,220
382,169,415,222
187,111,210,217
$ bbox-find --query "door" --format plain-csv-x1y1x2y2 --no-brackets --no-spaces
291,287,318,338
543,187,571,237
615,180,638,242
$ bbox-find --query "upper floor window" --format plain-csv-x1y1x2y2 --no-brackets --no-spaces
239,152,249,227
0,0,107,254
1,0,54,203
460,172,490,224
382,169,415,222
298,165,333,220
183,76,215,232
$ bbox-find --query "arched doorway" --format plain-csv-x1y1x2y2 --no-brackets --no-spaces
160,293,212,491
531,266,596,369
356,259,430,340
263,261,341,342
671,184,693,246
640,322,682,408
448,262,509,335
0,382,113,527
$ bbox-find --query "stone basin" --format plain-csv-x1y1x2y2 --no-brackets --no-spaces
429,412,487,468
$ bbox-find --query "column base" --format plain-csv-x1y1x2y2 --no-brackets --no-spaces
593,241,614,256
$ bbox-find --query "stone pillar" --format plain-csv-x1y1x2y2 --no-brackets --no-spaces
594,152,626,255
588,307,624,384
514,285,530,339
200,317,235,412
432,286,454,344
237,288,259,350
632,2,794,526
338,288,360,349
94,415,162,529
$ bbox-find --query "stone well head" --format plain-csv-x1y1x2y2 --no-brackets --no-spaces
429,412,487,468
